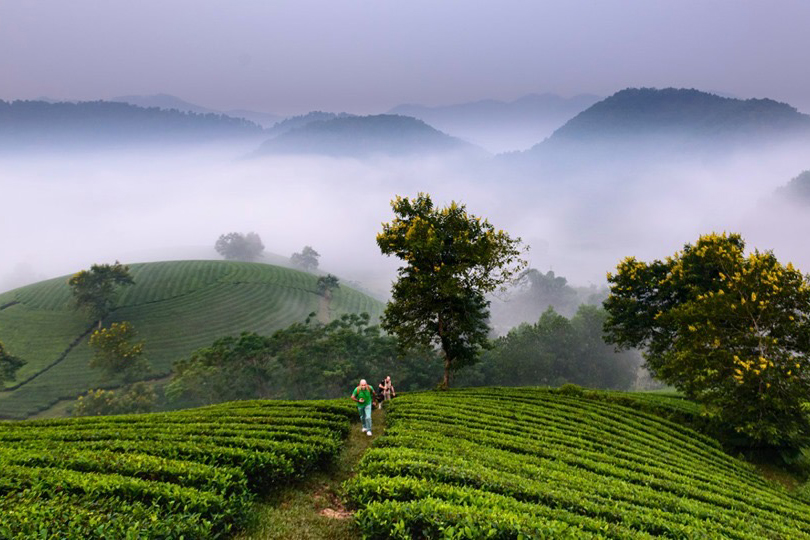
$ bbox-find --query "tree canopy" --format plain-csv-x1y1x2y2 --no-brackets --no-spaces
604,232,810,453
377,193,526,388
67,262,134,328
214,232,265,262
458,305,639,390
88,321,151,382
316,274,340,297
290,246,320,272
166,313,442,406
0,341,25,386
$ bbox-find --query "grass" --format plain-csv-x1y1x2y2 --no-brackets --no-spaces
236,407,386,540
0,260,384,419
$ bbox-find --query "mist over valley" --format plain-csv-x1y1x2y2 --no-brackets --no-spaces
3,88,809,326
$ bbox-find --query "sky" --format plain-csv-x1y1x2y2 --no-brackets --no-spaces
2,1,810,115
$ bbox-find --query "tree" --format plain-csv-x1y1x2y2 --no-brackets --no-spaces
68,262,134,328
290,246,320,272
0,341,25,385
316,274,340,297
88,321,150,382
166,313,443,406
604,232,810,453
214,232,265,261
74,382,156,416
456,305,639,390
377,193,527,388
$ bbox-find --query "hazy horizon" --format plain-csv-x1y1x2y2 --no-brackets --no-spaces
3,1,810,115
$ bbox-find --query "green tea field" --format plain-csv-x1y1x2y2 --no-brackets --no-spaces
0,399,355,539
347,388,810,538
0,261,384,419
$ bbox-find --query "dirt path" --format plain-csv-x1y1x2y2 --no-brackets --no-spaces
236,407,385,540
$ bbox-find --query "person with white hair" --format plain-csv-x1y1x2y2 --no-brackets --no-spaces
351,378,374,436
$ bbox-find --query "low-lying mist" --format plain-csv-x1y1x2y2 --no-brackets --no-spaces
2,140,809,333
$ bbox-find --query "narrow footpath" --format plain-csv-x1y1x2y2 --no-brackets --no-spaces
236,407,386,540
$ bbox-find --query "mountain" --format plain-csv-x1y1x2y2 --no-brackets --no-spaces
111,93,284,127
253,114,481,158
264,111,355,136
537,88,810,151
0,100,264,150
506,88,810,172
111,93,216,114
0,260,384,419
389,93,601,152
774,170,810,204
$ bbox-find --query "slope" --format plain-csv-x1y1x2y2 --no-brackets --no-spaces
0,260,384,419
253,114,483,158
347,387,810,538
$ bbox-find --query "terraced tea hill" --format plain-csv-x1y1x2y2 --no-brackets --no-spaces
0,260,383,419
0,399,353,539
347,388,810,538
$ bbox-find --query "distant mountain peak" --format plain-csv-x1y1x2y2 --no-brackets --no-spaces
253,113,482,158
529,87,810,154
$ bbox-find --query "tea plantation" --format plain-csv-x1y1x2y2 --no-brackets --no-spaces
347,388,810,538
0,260,383,419
0,399,355,538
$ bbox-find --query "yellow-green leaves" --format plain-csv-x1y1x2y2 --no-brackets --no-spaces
604,231,810,450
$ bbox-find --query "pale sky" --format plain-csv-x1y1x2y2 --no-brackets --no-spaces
1,0,809,115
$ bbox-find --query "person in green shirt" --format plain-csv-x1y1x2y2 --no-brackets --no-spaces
351,379,374,436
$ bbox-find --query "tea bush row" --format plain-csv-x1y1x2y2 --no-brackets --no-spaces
0,399,353,539
347,388,810,539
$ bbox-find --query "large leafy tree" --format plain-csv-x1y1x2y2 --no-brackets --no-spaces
88,321,151,382
290,246,320,272
214,232,265,262
0,341,26,386
604,232,810,452
377,193,526,388
68,262,134,328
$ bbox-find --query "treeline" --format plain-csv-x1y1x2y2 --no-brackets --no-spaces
166,313,443,406
166,306,639,407
458,305,640,390
0,100,263,149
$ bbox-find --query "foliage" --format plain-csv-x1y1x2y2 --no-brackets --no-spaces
0,340,25,385
0,400,353,539
73,382,157,416
167,313,442,406
290,245,320,272
214,232,265,262
0,260,383,420
346,388,810,539
67,261,134,327
316,273,340,297
377,193,526,388
88,321,150,382
457,305,639,390
604,232,810,452
515,269,579,315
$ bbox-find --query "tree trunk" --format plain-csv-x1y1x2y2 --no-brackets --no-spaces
441,356,451,390
438,313,450,390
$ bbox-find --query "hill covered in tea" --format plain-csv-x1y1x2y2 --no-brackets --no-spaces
0,260,383,419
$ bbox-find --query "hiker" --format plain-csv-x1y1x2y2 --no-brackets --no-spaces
376,378,386,409
382,375,396,402
351,379,374,436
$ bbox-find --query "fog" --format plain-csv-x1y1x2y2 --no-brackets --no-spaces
2,140,809,313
